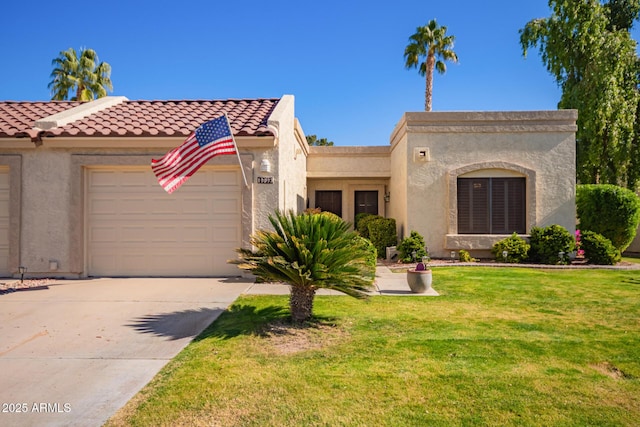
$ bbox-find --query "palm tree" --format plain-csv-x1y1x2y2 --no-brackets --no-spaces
48,48,113,101
233,210,376,323
404,19,458,111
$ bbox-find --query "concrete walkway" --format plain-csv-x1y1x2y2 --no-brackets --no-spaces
244,263,439,296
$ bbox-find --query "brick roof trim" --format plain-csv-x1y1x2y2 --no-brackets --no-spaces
0,97,281,140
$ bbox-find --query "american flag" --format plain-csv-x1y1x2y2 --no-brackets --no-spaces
151,115,237,193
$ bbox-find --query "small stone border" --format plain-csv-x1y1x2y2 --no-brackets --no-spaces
382,259,640,272
0,279,53,295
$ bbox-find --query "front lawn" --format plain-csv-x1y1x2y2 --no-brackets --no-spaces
106,268,640,426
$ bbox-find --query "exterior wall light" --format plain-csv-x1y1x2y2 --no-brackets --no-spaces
384,192,390,202
260,158,271,173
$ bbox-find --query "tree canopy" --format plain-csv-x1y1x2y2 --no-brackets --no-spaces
520,0,640,190
306,135,334,146
404,19,458,112
49,47,113,101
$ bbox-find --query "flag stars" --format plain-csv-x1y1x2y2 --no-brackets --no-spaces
196,116,232,147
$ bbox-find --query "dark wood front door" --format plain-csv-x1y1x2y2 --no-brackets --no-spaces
354,191,378,218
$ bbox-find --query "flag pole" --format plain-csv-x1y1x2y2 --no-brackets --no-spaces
224,113,249,188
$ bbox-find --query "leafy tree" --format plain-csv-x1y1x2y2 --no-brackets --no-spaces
520,0,640,189
604,0,640,31
49,47,113,101
404,19,458,112
576,184,640,252
233,210,375,323
306,135,334,146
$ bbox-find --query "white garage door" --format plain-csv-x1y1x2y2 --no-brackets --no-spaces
86,167,242,277
0,168,9,276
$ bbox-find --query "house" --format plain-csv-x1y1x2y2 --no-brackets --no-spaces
0,95,577,278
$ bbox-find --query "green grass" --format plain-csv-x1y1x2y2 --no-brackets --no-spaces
106,268,640,426
622,255,640,264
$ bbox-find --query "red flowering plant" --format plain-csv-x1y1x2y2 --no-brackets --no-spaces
575,229,585,258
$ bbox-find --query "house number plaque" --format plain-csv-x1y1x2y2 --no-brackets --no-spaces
257,176,274,184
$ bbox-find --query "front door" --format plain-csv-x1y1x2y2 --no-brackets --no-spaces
354,191,378,218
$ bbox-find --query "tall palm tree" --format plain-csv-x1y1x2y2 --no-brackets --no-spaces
404,19,458,111
48,48,113,101
233,210,376,323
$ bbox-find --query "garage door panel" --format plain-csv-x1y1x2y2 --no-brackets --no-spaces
180,198,209,214
87,168,241,277
214,170,241,185
213,226,240,243
213,198,240,214
182,226,210,243
89,226,118,243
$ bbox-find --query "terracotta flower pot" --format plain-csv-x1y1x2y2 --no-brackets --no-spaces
406,269,432,293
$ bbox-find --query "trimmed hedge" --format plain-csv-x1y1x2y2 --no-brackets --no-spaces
356,214,380,239
491,233,530,263
397,230,428,263
580,230,621,265
576,184,640,252
528,225,575,265
368,217,397,258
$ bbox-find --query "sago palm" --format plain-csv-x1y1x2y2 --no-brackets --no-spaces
233,210,375,323
49,47,113,101
404,19,458,111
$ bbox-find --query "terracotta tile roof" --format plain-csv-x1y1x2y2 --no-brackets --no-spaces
0,98,280,139
0,101,81,138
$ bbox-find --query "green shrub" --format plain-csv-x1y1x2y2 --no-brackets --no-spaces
355,213,373,233
577,184,640,252
397,230,428,263
528,225,575,264
356,214,380,239
368,217,397,258
458,249,477,263
491,233,530,263
352,235,377,282
580,230,621,265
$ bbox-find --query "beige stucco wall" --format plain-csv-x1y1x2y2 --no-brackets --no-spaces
388,131,408,239
272,97,308,215
390,110,578,258
306,146,390,178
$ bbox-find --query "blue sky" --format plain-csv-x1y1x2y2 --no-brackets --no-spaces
1,1,636,146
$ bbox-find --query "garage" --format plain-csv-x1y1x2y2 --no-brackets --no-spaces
0,168,9,276
86,166,242,277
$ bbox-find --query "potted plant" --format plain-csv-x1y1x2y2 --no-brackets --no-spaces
407,256,432,293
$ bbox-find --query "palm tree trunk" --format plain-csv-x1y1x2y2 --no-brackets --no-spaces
425,54,435,112
289,285,316,323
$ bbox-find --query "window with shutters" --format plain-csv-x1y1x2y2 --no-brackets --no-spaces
457,177,526,234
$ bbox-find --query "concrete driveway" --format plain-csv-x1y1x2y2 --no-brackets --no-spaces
0,277,251,427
